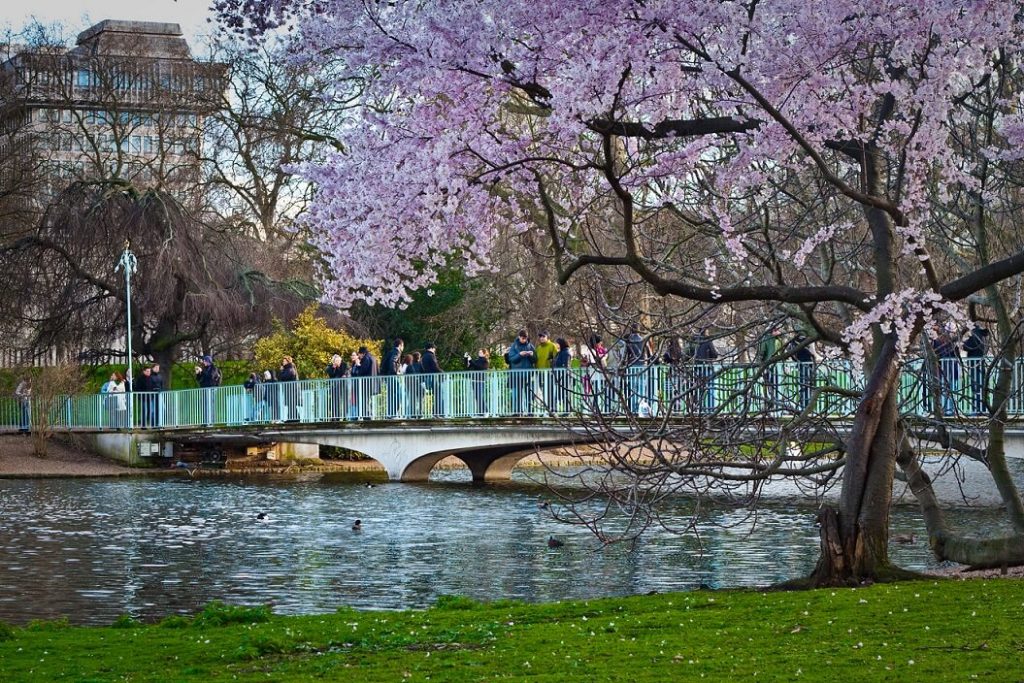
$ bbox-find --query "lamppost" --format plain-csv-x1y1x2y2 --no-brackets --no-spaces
115,242,137,428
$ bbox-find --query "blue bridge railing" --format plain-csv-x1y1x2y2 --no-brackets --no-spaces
0,357,1013,433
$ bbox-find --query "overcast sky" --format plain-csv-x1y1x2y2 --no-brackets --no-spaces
1,0,216,49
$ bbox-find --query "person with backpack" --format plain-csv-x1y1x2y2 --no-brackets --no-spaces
195,355,222,425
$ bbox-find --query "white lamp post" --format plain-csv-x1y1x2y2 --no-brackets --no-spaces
115,242,138,428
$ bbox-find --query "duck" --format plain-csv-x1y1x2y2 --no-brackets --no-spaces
547,535,565,548
365,483,376,489
538,501,550,510
352,519,362,532
891,533,916,544
255,512,268,521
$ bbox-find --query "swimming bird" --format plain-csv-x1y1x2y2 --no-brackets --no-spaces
365,483,376,489
255,512,267,521
352,519,362,532
538,501,550,510
891,533,916,544
547,535,564,548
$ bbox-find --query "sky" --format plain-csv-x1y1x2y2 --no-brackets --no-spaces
0,0,217,50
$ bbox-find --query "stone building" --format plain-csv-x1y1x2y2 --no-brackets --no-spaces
0,20,225,367
0,20,224,201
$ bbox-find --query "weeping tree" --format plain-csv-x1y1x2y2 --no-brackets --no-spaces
1,180,314,382
218,0,1024,583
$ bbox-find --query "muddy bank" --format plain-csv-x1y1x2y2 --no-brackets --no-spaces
0,435,138,477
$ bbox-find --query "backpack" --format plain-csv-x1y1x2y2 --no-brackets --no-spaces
211,366,223,386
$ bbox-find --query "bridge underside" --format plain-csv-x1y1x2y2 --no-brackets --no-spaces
159,423,597,482
399,444,568,482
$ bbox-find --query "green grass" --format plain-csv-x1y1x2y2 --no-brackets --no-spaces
1,580,1021,681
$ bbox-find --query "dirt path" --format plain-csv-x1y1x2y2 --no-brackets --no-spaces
0,435,137,477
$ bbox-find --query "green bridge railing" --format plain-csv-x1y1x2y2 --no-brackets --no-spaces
0,358,1008,433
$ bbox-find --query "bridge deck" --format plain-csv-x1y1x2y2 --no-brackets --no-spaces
1,359,1016,434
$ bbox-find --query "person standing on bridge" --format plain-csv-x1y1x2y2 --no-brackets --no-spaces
195,355,222,426
355,346,379,419
964,323,989,416
550,338,572,414
326,354,348,420
507,329,536,416
136,366,152,427
279,356,300,422
534,331,558,414
756,327,782,414
261,369,278,422
466,348,491,417
381,338,405,419
420,342,444,417
689,329,719,414
148,364,165,427
244,372,261,422
406,351,424,417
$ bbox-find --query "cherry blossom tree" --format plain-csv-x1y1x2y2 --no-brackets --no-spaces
218,0,1024,584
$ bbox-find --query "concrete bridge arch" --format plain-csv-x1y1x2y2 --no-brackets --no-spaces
265,423,595,482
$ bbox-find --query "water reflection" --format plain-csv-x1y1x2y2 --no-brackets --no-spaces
0,472,1009,625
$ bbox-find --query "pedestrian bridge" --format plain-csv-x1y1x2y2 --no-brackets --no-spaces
1,360,1016,481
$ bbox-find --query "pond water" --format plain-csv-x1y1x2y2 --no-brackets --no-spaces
0,469,1015,625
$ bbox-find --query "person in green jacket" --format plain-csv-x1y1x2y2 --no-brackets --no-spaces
535,331,558,369
534,331,559,413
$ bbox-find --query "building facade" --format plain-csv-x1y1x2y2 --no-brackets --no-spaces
0,20,223,199
0,20,225,367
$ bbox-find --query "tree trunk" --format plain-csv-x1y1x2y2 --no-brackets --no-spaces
811,341,905,585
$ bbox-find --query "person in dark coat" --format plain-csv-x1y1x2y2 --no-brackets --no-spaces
194,355,221,425
622,323,648,413
261,369,279,421
549,338,572,414
355,346,379,419
931,332,960,415
381,338,405,418
964,324,989,415
420,342,444,417
326,354,348,420
148,364,165,427
690,329,719,413
278,356,300,422
135,366,152,426
405,351,424,417
787,334,815,411
244,372,261,421
507,329,536,415
466,348,490,416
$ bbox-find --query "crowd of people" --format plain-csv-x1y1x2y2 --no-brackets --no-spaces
46,319,993,429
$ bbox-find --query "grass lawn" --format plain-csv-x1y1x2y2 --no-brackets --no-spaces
1,579,1021,681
